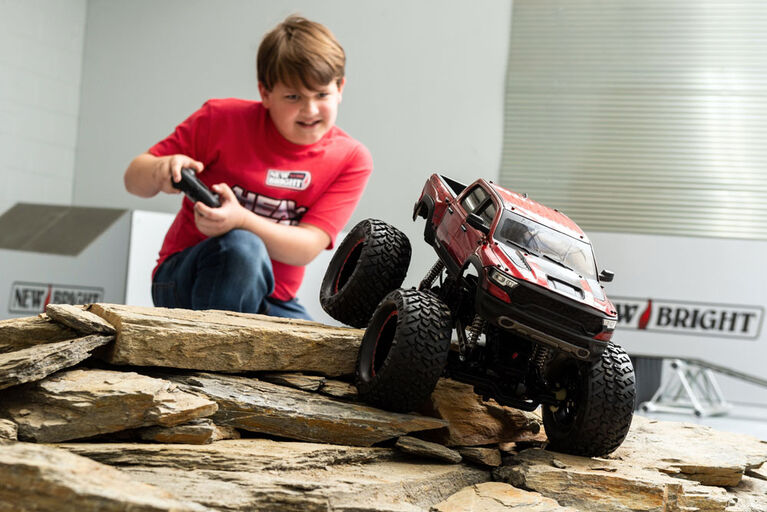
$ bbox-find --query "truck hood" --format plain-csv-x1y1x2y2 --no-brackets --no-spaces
498,245,608,310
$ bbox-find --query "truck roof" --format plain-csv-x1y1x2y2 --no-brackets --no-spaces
489,182,589,243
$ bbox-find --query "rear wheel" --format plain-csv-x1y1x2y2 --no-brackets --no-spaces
542,342,636,457
355,289,452,412
320,219,411,328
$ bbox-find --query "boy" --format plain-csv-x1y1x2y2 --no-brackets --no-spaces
124,15,372,320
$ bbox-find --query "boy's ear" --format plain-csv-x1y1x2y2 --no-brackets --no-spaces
258,82,271,108
337,77,346,100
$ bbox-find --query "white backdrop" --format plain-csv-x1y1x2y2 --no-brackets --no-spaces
591,231,767,404
72,0,513,287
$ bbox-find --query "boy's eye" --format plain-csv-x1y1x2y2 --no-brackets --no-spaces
317,92,330,99
285,94,299,101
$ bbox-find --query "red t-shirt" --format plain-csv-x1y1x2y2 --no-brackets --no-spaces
149,98,373,301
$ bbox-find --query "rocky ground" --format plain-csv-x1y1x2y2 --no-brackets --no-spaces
1,303,766,511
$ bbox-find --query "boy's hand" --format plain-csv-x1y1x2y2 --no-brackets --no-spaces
193,183,246,237
156,154,204,194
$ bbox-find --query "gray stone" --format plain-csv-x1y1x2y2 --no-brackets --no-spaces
0,368,218,442
90,303,363,376
0,335,112,391
167,372,447,447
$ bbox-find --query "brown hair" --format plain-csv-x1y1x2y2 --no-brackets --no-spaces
257,15,345,91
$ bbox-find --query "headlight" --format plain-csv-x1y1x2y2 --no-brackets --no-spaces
603,318,617,330
488,268,518,289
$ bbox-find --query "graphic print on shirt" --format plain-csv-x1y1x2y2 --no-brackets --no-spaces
266,170,312,190
233,185,308,225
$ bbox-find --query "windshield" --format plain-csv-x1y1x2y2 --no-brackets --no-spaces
494,210,597,280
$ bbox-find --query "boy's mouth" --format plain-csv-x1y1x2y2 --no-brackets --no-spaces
297,120,321,128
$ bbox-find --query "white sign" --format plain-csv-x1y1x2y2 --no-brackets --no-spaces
9,281,104,314
613,296,763,340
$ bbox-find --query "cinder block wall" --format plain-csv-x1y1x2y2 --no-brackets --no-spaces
0,0,87,216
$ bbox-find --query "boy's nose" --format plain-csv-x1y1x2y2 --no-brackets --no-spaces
302,99,319,115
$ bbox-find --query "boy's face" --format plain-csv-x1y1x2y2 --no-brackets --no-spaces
259,79,345,145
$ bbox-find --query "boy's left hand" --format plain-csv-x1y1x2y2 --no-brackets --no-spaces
193,183,246,237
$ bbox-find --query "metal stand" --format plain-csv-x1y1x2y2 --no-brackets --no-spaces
640,359,731,417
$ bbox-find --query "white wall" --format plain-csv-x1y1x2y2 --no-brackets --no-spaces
0,0,87,216
72,0,513,285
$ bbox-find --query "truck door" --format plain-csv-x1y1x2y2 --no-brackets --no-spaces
443,185,497,268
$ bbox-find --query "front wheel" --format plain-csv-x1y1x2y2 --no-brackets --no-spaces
355,289,452,412
542,342,636,457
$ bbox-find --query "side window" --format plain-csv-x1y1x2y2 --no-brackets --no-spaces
461,186,497,228
460,186,489,213
477,201,497,225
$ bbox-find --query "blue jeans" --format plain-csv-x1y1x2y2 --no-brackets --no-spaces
151,229,311,320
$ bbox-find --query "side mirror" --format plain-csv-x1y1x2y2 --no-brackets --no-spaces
598,269,615,283
466,213,490,235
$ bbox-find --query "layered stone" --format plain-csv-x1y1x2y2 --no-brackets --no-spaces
90,303,363,376
1,368,217,442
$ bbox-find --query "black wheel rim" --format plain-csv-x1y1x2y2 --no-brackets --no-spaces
372,311,397,377
550,363,582,429
334,240,365,293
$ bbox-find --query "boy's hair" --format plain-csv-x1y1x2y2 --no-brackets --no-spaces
257,15,345,91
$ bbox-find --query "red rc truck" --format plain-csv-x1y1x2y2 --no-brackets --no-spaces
320,174,635,457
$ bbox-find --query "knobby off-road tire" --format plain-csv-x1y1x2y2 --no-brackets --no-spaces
542,342,636,457
355,289,452,413
320,219,411,328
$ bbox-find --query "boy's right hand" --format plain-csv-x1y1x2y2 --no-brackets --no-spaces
156,154,204,194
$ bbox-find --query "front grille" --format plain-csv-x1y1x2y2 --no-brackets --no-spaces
510,283,603,336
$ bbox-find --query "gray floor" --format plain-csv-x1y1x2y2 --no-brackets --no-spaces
636,402,767,441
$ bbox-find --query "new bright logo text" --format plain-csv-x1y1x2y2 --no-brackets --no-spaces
612,296,763,340
9,282,104,314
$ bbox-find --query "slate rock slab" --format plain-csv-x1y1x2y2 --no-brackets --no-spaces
0,442,213,512
496,447,733,512
457,446,503,467
431,482,577,512
0,420,17,441
395,436,462,464
0,368,218,442
167,372,448,446
90,303,363,376
613,416,767,487
60,439,491,512
0,315,76,354
0,335,113,391
46,303,116,334
419,378,543,447
137,418,241,445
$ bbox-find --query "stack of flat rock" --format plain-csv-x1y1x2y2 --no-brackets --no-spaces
1,303,766,512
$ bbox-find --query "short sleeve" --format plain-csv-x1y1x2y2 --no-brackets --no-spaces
148,101,213,162
300,144,373,248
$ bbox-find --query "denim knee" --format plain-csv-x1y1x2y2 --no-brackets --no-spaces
212,229,274,290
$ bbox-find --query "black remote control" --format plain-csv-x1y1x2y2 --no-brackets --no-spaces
171,168,221,208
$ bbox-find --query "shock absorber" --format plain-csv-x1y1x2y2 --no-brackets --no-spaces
533,344,554,390
467,314,486,347
419,260,445,291
458,314,486,361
